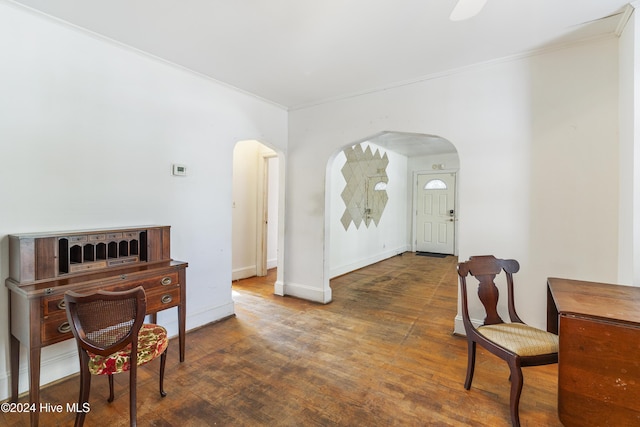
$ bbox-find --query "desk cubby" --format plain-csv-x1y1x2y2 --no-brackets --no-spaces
9,226,170,282
57,231,143,274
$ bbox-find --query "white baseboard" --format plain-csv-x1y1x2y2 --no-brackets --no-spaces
330,246,410,278
454,315,484,336
454,315,466,336
184,301,235,331
232,265,256,281
0,342,80,402
233,261,277,280
282,281,332,303
274,280,284,296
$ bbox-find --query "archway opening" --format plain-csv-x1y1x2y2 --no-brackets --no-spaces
325,131,460,281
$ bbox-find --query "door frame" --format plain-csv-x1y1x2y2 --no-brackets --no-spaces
256,151,278,276
411,170,459,255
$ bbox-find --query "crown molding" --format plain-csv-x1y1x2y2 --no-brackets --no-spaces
615,3,638,36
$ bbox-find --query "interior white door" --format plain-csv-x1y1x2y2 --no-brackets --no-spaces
416,173,456,254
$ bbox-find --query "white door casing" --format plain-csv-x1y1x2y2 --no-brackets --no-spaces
256,152,278,276
415,173,456,254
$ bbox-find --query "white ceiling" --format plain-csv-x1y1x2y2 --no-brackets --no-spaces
10,0,631,111
365,132,458,157
9,0,632,157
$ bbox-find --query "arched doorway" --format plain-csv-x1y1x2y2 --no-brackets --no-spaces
325,131,460,280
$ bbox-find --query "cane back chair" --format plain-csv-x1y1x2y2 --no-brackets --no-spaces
64,286,168,427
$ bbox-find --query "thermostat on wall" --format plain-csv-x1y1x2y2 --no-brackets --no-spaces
172,164,187,176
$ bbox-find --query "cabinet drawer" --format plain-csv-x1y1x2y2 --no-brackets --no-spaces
41,312,72,346
146,285,181,313
106,257,138,268
109,272,179,293
141,272,179,289
43,295,67,316
69,260,108,273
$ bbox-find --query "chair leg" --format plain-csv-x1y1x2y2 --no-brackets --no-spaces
129,361,138,427
508,363,524,427
159,348,167,397
464,340,476,390
107,374,115,403
75,355,92,427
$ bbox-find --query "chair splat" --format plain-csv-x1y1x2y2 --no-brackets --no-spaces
476,274,503,325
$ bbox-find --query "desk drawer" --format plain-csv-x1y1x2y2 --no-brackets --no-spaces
109,272,179,293
43,295,68,316
41,312,72,346
146,285,181,313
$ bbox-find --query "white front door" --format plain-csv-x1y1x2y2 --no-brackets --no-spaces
415,173,456,254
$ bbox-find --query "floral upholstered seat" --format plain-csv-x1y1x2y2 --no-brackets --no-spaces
88,324,169,376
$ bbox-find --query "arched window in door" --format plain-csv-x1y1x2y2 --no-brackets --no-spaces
424,179,447,190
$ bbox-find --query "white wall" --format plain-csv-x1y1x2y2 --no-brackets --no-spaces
408,153,461,175
329,142,409,278
287,36,619,331
619,8,640,285
525,39,619,291
0,2,287,399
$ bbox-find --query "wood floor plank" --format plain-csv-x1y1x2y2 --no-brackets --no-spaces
1,253,561,426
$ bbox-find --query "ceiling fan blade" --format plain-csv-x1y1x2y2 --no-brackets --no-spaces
449,0,488,21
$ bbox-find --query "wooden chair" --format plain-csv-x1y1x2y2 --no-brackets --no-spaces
64,286,168,427
457,255,558,427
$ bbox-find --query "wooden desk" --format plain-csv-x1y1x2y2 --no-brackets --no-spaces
547,277,640,426
5,226,187,427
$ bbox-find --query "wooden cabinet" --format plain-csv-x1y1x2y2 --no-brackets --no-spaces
5,226,187,427
547,278,640,426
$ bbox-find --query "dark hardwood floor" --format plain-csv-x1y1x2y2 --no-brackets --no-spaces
2,253,561,426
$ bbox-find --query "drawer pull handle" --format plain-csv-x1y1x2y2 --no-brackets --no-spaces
161,294,173,304
161,277,172,286
57,300,66,310
57,322,71,334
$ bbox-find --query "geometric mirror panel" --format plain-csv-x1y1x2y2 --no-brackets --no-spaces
340,144,389,230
